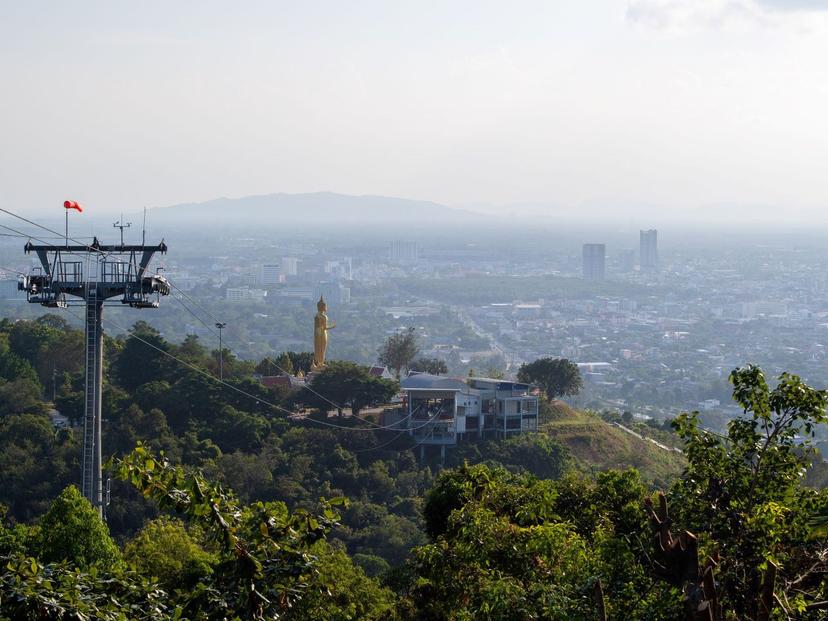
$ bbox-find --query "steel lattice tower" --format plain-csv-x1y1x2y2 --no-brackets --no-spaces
19,237,169,516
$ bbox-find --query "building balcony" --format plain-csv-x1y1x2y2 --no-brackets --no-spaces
412,431,457,445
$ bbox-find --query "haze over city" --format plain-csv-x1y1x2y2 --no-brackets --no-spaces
3,0,828,226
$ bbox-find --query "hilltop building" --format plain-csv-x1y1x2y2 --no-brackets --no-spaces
640,229,658,272
582,243,606,281
393,374,539,458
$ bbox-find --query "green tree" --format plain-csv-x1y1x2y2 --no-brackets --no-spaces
668,365,828,618
123,517,215,590
176,334,207,362
0,377,43,416
378,327,419,378
113,321,172,391
295,361,398,416
286,351,314,375
286,544,397,621
410,463,679,620
410,357,448,376
255,356,277,375
2,446,390,621
0,332,41,391
112,445,354,619
207,405,271,452
0,504,30,557
274,351,294,375
517,357,582,400
0,413,77,521
34,485,121,570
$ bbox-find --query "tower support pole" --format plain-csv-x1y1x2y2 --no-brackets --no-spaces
82,286,104,516
94,299,103,515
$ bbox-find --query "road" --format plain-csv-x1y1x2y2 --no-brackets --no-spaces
612,422,683,454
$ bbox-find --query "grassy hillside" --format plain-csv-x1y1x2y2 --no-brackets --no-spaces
542,401,685,487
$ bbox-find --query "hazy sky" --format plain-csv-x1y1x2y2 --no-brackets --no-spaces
2,1,828,224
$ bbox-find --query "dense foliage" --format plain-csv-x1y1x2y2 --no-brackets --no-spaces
2,315,828,619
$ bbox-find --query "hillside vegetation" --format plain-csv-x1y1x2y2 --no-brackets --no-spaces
542,401,685,486
3,316,828,618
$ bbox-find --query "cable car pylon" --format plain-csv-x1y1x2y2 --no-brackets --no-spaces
17,202,169,517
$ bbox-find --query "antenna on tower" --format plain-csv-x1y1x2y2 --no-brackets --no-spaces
142,207,147,245
113,215,132,247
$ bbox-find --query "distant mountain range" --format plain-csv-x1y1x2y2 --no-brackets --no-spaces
151,192,477,226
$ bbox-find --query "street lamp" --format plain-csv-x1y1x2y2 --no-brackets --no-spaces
216,322,227,381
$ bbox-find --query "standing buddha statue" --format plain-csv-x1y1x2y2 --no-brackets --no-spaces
312,295,336,370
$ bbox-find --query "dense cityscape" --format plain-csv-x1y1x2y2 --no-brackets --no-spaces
4,210,828,438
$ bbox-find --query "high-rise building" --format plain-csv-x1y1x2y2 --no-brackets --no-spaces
640,230,658,272
281,257,299,277
618,249,636,272
260,263,282,286
389,241,419,262
313,282,351,306
324,258,352,280
582,244,606,281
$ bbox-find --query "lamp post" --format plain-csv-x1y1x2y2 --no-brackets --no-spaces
216,322,227,381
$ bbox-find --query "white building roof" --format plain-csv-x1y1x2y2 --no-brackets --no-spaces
400,373,467,391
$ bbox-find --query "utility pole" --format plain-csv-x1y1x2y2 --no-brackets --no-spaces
19,234,169,517
216,322,227,381
52,366,57,402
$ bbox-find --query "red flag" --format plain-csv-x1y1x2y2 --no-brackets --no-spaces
63,200,83,212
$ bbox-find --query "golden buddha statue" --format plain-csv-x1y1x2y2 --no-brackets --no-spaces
312,295,336,370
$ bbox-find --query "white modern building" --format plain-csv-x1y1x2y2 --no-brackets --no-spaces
281,257,299,277
395,374,539,457
260,263,283,286
226,287,268,302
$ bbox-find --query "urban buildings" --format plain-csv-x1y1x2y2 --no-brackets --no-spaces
260,263,282,286
226,287,268,302
640,229,658,272
618,249,636,272
389,241,419,262
582,243,606,281
313,282,351,306
281,257,299,277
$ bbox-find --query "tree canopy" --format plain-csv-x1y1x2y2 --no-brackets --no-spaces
410,357,448,376
378,327,420,378
294,360,399,416
517,357,583,400
34,485,122,570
